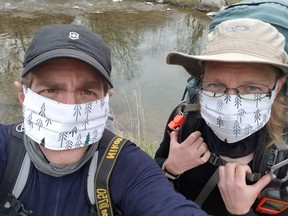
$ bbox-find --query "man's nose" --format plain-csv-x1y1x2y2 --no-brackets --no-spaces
61,93,77,104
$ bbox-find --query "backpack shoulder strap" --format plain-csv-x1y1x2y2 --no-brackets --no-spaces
0,123,32,215
85,129,128,216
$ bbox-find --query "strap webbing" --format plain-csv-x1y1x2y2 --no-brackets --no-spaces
194,167,219,207
0,123,27,205
95,135,127,216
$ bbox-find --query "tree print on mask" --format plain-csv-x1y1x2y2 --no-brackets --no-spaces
82,121,89,130
65,140,73,149
234,95,242,109
28,112,33,130
36,118,43,131
39,103,46,117
58,132,68,148
217,116,224,128
224,94,231,104
254,94,263,108
45,119,52,127
245,125,253,135
75,133,83,148
100,98,106,109
69,127,78,137
233,120,241,137
85,133,90,145
85,102,92,120
254,109,261,125
92,129,99,143
237,109,246,123
73,105,82,121
216,99,223,113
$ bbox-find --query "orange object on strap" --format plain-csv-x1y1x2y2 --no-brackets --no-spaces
168,114,185,130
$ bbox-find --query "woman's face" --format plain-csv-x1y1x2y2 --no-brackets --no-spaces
203,62,283,93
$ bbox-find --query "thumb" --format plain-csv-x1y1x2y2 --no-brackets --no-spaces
169,131,179,146
254,174,273,192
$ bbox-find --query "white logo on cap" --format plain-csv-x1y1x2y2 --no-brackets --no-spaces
69,32,79,40
225,25,249,32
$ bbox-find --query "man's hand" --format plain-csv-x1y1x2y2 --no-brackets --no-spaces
164,131,210,175
218,162,272,215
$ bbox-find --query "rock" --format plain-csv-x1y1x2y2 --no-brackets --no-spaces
198,0,228,12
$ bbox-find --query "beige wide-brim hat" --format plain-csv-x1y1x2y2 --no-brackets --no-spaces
167,18,288,78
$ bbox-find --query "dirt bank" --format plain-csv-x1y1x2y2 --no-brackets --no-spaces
149,0,241,9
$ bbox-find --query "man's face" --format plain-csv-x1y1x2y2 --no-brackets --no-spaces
20,58,108,165
29,58,106,104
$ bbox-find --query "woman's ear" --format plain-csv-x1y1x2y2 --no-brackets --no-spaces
14,81,25,105
275,76,287,94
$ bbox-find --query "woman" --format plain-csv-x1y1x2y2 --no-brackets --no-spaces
155,18,288,216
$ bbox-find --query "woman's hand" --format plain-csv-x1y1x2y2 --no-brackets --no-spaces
218,162,272,215
164,131,211,175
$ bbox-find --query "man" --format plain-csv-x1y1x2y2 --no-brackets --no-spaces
0,24,209,216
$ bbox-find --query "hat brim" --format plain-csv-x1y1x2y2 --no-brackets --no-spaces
167,51,288,78
22,49,113,88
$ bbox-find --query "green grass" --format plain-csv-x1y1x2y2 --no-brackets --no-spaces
112,88,156,158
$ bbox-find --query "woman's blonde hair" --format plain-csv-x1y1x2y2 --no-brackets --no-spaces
266,92,287,147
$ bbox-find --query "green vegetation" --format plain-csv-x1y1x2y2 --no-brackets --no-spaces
113,89,156,158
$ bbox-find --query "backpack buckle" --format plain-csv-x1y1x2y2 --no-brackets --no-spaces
8,194,33,216
208,153,225,166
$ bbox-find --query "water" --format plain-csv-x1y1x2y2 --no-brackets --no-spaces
0,0,211,146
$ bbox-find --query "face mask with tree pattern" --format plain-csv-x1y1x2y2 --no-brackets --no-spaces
22,87,109,150
199,87,277,143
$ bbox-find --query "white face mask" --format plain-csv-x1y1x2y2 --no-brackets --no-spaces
199,88,277,143
22,87,109,150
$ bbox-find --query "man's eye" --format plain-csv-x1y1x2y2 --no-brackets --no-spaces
83,90,93,95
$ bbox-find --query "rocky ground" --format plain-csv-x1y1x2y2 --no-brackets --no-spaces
149,0,241,9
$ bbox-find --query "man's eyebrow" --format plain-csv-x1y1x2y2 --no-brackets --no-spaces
79,80,103,88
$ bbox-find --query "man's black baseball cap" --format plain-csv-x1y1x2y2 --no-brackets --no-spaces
22,24,113,87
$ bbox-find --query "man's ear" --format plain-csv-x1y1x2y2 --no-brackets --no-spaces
14,81,25,105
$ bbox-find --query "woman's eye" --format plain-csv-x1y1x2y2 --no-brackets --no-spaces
45,89,56,93
241,85,264,94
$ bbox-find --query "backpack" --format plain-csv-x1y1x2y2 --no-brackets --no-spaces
0,123,127,216
210,0,288,97
168,76,288,211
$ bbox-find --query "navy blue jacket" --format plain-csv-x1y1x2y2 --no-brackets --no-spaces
0,124,208,216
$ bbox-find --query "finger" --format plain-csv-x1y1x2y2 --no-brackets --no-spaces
218,165,226,186
196,142,208,152
182,131,202,146
253,174,273,192
200,149,211,163
235,164,252,181
223,163,238,182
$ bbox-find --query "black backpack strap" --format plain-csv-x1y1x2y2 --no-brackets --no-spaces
0,123,33,216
